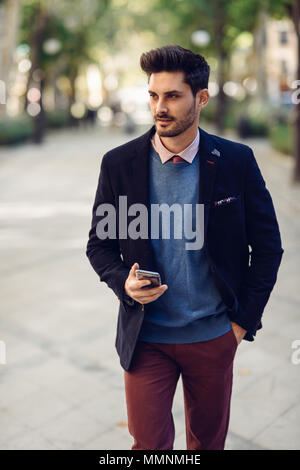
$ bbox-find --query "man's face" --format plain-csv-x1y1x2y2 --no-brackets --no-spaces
148,71,201,137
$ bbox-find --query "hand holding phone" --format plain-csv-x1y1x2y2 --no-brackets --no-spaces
135,269,161,289
124,263,167,306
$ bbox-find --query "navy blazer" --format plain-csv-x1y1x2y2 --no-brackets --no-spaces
86,125,284,371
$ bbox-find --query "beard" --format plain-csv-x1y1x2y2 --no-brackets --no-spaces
154,100,197,137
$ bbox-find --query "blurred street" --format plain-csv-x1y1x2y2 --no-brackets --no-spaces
0,122,299,450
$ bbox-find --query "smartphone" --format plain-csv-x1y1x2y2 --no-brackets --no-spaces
135,269,161,288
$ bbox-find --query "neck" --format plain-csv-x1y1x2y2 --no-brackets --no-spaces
159,121,199,154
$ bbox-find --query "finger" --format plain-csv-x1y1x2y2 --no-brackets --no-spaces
142,284,168,294
135,279,152,289
134,284,166,298
129,279,151,293
135,284,168,303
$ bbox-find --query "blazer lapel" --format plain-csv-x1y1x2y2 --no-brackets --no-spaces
128,126,156,270
129,126,155,208
198,127,220,244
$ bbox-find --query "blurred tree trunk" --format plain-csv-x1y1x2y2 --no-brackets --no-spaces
68,71,78,126
32,76,46,143
254,8,268,104
212,0,228,135
292,0,300,182
0,0,20,117
27,6,49,143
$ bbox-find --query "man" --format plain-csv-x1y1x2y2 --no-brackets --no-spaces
86,45,284,450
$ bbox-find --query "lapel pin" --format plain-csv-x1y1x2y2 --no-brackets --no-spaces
206,160,215,165
211,148,221,157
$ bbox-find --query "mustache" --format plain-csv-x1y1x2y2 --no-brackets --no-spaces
155,115,174,120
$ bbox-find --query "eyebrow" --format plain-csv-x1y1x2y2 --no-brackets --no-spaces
148,89,183,95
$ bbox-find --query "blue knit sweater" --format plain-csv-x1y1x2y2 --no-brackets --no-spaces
137,145,232,343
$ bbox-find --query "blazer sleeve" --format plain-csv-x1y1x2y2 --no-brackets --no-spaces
86,154,130,302
232,147,284,335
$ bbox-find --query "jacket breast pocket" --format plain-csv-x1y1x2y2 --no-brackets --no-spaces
212,194,241,208
210,195,242,224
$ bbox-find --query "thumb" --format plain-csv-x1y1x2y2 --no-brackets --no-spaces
130,262,139,277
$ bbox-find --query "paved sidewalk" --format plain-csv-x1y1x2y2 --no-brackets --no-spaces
0,123,299,450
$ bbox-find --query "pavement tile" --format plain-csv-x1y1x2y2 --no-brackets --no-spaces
230,370,299,441
81,427,132,450
252,402,300,450
4,386,74,430
38,406,112,450
2,430,59,450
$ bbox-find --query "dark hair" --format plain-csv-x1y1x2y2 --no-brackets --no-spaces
140,45,210,96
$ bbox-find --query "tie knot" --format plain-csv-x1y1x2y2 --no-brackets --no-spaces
171,155,185,163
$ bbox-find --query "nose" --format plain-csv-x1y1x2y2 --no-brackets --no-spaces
156,98,168,116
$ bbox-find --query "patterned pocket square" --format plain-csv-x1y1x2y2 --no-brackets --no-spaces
214,196,238,207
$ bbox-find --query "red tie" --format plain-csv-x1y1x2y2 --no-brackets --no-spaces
170,155,185,163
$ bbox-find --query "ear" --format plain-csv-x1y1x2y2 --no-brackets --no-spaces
197,89,210,109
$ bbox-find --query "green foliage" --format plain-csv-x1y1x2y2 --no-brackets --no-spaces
19,0,111,84
0,115,34,145
46,110,71,128
202,97,270,137
0,110,74,145
266,0,292,18
200,100,217,123
236,114,269,137
269,123,293,155
143,0,270,55
201,97,238,128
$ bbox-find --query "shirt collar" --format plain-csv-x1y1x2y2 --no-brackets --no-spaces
151,128,200,164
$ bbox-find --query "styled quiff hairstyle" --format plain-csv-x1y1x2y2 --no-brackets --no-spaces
140,45,210,96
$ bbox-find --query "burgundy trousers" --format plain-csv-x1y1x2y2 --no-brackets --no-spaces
124,328,238,450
